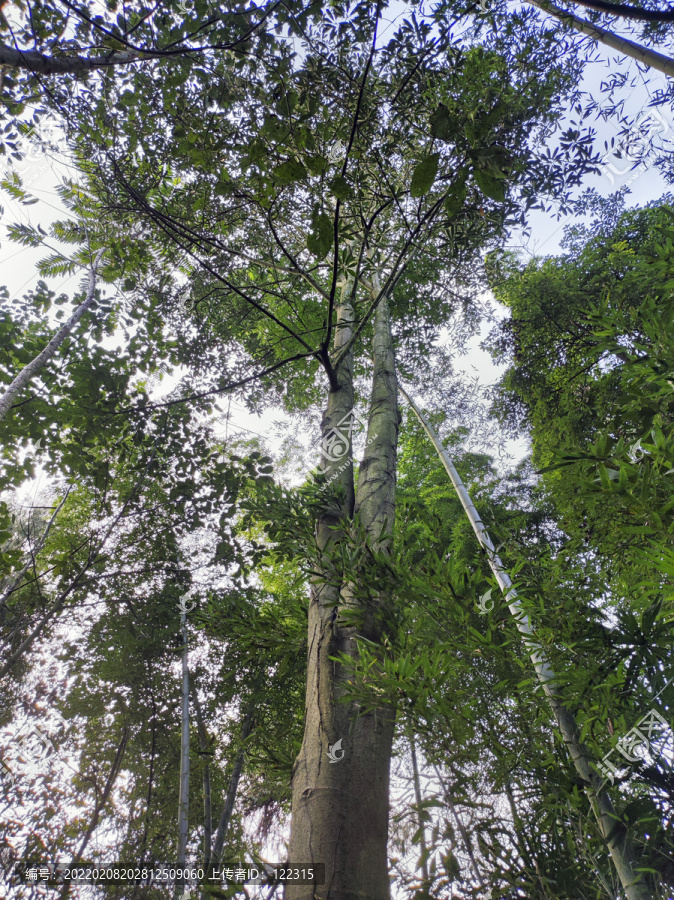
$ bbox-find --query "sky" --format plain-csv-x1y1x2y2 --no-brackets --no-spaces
1,18,672,482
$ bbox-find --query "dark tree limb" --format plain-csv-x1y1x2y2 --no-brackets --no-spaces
59,725,130,899
210,709,254,866
562,0,674,21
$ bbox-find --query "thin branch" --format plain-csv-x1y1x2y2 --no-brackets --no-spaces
528,0,674,76
59,725,130,899
0,250,105,423
114,349,316,414
323,0,383,355
333,189,448,368
0,487,72,611
113,169,318,356
0,418,168,677
561,0,674,21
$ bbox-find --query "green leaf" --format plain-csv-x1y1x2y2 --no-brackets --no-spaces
444,173,467,217
410,153,440,198
329,174,354,200
473,168,506,202
272,158,308,185
307,212,333,258
305,154,329,176
429,104,452,142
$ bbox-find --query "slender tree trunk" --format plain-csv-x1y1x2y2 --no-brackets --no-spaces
287,281,399,900
175,609,190,899
60,726,129,899
432,765,482,885
0,250,104,424
139,687,159,868
211,709,254,866
409,736,429,884
400,387,654,900
527,0,674,77
192,688,212,887
0,488,71,611
0,422,162,678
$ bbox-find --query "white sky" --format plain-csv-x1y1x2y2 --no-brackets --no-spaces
0,27,672,476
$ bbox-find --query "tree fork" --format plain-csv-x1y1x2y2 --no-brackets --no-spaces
286,283,399,900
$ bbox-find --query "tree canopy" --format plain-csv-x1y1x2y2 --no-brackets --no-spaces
0,0,673,898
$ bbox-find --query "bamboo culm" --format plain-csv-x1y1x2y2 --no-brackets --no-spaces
400,386,654,900
527,0,674,78
0,249,105,424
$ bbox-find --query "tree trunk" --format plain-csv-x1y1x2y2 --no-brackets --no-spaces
0,250,104,424
192,688,212,888
211,709,254,866
432,765,482,885
139,690,159,868
0,487,71,611
175,609,190,898
527,0,674,77
286,282,399,900
400,387,654,900
59,726,129,899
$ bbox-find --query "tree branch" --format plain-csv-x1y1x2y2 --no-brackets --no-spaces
528,0,674,76
562,0,674,21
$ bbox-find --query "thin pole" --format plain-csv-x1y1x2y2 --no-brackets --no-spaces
175,608,190,898
0,250,105,423
527,0,674,78
399,385,653,900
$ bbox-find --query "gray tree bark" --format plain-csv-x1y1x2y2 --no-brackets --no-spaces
286,281,399,900
0,43,143,74
0,250,105,424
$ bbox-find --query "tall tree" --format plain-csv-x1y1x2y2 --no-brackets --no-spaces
45,0,609,891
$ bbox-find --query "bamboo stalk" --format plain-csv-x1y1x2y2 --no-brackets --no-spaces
527,0,674,78
0,250,105,424
400,385,653,900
